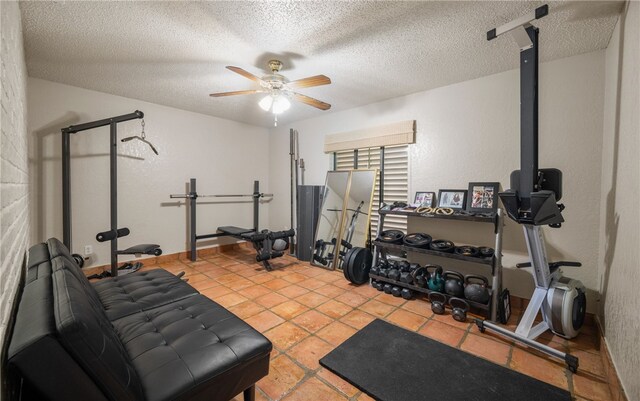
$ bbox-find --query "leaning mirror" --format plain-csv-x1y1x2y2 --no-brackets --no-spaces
312,171,350,269
337,169,377,270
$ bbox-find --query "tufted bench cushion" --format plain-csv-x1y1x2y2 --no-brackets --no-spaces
113,295,272,401
93,269,198,321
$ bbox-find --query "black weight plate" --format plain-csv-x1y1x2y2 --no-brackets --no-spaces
346,247,361,283
479,247,495,258
342,247,357,281
429,239,455,253
378,230,405,244
350,248,373,285
454,246,480,257
403,233,433,248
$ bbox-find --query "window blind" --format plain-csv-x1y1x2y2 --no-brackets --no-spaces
324,120,415,153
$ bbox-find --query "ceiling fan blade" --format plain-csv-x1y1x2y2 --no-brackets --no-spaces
209,90,263,97
226,66,265,84
292,92,331,110
287,75,331,89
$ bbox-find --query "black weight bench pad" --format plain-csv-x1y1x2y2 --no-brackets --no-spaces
217,226,255,236
119,243,160,255
7,238,273,401
93,269,198,321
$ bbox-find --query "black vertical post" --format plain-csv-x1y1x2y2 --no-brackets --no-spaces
253,181,260,232
379,146,385,205
519,26,539,211
62,131,72,248
110,122,118,276
190,178,197,261
353,149,358,169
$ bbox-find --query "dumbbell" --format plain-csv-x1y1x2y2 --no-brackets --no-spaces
383,284,393,294
401,288,414,300
391,286,402,297
398,260,411,272
375,281,385,291
370,265,380,276
378,268,389,278
399,271,413,284
387,268,401,281
371,279,377,288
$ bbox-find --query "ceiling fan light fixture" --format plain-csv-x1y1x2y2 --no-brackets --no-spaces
272,96,291,115
258,95,273,111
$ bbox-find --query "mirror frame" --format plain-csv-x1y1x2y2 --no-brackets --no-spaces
311,169,378,270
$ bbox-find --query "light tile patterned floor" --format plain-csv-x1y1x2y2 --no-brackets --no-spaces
132,248,610,401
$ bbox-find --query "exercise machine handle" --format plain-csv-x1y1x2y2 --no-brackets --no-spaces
96,227,130,242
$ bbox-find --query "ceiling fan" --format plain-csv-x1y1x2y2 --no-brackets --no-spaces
209,60,332,118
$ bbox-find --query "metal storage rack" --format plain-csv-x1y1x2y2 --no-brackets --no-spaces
371,208,504,321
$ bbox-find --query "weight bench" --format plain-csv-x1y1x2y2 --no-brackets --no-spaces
216,226,295,271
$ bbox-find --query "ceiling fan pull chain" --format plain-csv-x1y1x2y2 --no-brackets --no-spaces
274,114,278,127
140,119,146,139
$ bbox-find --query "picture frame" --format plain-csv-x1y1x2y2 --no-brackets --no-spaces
413,191,436,207
466,182,500,213
437,189,467,210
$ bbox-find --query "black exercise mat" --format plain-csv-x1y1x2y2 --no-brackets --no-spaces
319,319,570,401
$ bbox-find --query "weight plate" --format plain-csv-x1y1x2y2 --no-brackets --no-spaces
346,247,360,283
403,233,433,248
479,247,495,258
377,230,405,244
454,246,480,257
429,239,455,253
343,247,359,282
351,248,373,285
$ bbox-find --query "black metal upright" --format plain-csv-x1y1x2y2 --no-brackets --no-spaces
253,180,260,232
62,131,72,248
61,110,144,275
519,26,539,211
110,122,118,276
190,178,197,261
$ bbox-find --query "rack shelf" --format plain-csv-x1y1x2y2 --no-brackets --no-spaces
372,240,494,267
372,208,504,322
369,273,492,313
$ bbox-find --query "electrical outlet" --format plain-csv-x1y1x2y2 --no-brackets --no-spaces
84,245,93,255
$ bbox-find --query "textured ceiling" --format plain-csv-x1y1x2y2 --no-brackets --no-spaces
20,1,622,127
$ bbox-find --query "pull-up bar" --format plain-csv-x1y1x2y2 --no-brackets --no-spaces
170,192,273,199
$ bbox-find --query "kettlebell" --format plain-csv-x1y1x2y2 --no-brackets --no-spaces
449,297,470,322
443,271,465,298
464,274,491,304
426,265,445,292
428,292,447,315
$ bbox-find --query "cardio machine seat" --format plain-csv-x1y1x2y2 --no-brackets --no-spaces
217,226,255,236
118,243,162,255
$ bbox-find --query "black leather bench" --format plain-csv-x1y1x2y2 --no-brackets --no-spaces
6,238,272,401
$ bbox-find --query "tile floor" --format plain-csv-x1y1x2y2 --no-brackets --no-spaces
130,248,611,401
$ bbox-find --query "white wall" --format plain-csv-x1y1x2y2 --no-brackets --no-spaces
0,1,29,351
599,2,639,399
28,78,270,267
269,50,606,305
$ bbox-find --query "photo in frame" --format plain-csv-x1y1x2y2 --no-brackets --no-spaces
437,189,467,210
467,182,500,213
413,191,436,207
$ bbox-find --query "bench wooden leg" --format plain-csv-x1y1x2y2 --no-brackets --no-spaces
243,385,255,401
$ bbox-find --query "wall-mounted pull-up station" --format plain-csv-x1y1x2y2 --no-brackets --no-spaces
170,178,294,271
61,110,162,277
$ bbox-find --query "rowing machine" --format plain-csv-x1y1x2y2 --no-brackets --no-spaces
475,4,586,373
